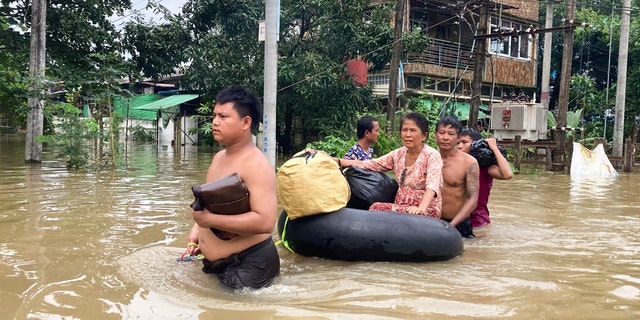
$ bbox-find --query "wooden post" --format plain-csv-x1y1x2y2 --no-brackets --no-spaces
514,135,521,170
469,3,488,129
623,138,634,172
387,0,405,132
553,0,576,171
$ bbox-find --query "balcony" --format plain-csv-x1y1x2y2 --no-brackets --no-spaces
408,38,475,71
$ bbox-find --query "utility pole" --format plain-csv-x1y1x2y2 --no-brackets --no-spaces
553,0,576,171
469,3,488,130
25,0,47,163
387,0,404,132
540,1,558,111
263,0,279,166
613,0,631,158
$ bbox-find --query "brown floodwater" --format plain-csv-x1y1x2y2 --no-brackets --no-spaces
0,134,639,320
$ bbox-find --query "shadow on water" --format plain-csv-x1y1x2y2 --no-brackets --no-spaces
0,134,639,319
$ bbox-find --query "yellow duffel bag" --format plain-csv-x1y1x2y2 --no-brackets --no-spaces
277,150,350,220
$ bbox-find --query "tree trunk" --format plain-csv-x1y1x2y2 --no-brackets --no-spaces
552,0,576,171
25,0,47,163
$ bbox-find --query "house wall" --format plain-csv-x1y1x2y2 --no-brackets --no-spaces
494,0,539,22
484,53,537,88
403,64,473,82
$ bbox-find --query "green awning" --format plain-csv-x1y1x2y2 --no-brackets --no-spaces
133,94,199,111
114,94,165,121
417,99,489,120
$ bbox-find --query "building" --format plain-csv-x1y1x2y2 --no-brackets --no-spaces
367,0,539,126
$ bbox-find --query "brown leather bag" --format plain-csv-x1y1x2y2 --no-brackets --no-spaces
190,173,250,240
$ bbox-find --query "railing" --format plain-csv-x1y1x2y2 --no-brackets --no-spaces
408,38,475,70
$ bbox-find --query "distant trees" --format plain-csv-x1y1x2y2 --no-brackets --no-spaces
122,0,428,153
545,1,640,144
2,0,430,156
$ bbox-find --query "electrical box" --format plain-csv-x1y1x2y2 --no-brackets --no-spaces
490,102,547,141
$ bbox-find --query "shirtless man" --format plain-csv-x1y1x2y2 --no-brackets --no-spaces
185,86,279,289
436,116,479,239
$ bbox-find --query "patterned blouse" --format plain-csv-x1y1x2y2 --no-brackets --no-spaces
344,142,374,161
362,144,443,218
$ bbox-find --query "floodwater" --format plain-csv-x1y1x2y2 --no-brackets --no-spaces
0,134,639,320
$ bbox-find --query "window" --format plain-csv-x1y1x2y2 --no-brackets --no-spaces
367,74,389,86
406,75,423,90
436,79,450,92
489,17,531,60
409,7,428,32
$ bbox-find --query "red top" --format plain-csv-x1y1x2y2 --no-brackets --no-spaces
470,166,493,227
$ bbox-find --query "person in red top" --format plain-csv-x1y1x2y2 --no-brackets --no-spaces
458,128,514,227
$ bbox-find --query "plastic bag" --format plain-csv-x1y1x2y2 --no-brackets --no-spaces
469,140,507,167
342,166,398,210
277,150,351,219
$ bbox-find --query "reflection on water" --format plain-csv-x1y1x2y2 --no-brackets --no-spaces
1,134,639,319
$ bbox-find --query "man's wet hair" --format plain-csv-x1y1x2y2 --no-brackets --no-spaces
435,115,462,134
356,116,378,139
400,112,429,134
215,86,262,134
460,127,483,141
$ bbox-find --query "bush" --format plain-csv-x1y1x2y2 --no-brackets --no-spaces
131,124,156,142
38,103,99,169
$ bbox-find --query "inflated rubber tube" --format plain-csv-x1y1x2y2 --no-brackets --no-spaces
277,207,464,262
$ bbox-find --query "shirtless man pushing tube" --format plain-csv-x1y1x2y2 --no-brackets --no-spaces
436,116,479,239
186,86,279,289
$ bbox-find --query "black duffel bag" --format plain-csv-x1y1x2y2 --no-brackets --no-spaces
342,166,398,210
469,140,507,168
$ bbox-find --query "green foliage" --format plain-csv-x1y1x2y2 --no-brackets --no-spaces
122,19,190,81
0,14,29,129
39,103,99,169
552,4,640,142
373,129,402,157
121,0,415,154
188,102,215,146
131,125,156,142
306,135,355,158
547,109,583,141
174,0,265,99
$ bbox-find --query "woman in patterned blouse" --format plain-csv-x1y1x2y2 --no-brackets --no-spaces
337,112,443,218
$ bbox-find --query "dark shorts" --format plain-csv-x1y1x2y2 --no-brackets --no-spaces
442,217,476,239
202,237,280,289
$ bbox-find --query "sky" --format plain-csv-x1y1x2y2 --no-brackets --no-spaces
110,0,187,28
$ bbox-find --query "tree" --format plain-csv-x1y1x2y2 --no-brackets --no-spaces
2,0,134,162
123,0,429,153
542,1,640,147
0,14,29,131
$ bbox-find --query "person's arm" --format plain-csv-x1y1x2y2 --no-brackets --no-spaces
336,157,365,168
411,189,436,215
415,149,443,215
486,138,514,180
449,159,479,226
185,223,200,256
